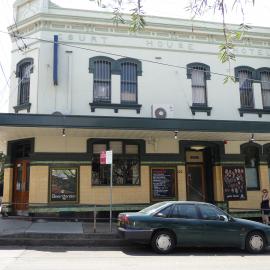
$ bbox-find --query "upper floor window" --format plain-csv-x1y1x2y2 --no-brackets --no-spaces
89,57,115,103
257,68,270,108
118,58,142,104
241,143,261,190
16,58,33,105
187,63,210,106
235,66,255,108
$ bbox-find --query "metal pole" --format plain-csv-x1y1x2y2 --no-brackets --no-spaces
93,205,96,233
109,162,113,232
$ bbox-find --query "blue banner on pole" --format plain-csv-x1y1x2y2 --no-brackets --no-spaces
53,35,58,85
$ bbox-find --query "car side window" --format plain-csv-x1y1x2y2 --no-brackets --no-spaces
170,204,198,219
155,205,173,218
198,205,224,220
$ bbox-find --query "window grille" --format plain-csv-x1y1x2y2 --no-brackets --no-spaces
93,60,111,103
18,63,32,105
92,140,140,185
261,71,270,107
121,62,137,103
238,70,254,108
191,68,207,105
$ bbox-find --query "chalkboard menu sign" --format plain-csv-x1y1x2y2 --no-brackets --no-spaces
222,166,247,201
151,167,176,200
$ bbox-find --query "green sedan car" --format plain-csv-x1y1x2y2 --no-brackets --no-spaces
117,201,270,254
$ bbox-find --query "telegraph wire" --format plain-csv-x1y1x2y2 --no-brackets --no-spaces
0,61,10,89
2,0,25,52
0,28,268,85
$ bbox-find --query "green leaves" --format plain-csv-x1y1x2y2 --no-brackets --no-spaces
112,7,125,27
129,10,146,32
219,42,235,63
223,75,236,84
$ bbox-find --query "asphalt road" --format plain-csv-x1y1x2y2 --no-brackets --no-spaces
0,246,270,270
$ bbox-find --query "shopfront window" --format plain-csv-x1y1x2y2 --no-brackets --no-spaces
92,140,140,185
49,168,78,202
241,144,260,190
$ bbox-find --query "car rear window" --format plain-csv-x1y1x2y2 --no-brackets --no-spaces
139,202,170,214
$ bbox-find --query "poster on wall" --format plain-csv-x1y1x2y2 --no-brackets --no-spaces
50,168,78,202
222,166,247,201
151,167,176,200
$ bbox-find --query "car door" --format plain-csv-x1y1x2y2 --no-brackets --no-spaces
164,204,204,247
197,204,242,247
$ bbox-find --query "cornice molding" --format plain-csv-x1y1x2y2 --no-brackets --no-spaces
8,12,270,46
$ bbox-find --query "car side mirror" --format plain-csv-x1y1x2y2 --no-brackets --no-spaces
218,215,229,222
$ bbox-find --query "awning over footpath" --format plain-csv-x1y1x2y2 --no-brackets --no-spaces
1,113,270,133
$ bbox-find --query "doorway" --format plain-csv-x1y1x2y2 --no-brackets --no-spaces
186,164,205,201
8,138,33,214
13,160,30,212
185,149,214,202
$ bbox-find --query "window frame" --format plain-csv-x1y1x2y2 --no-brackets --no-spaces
15,58,34,108
240,142,261,191
257,67,270,109
90,139,141,186
117,58,142,105
89,56,116,104
234,66,256,109
186,62,210,107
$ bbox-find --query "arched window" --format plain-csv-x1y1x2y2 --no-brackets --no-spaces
241,143,261,190
235,66,256,108
117,58,142,104
89,57,115,103
257,68,270,108
16,58,34,105
186,63,210,106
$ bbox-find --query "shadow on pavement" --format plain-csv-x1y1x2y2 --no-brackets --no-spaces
0,245,269,256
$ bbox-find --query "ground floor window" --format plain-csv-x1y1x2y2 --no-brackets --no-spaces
91,140,140,185
49,168,78,202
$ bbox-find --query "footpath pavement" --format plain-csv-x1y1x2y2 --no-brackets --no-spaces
0,215,127,247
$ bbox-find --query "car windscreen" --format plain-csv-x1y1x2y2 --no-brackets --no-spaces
139,202,170,215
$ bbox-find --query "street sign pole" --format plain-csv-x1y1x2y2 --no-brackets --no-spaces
109,161,113,232
100,150,113,232
106,150,113,233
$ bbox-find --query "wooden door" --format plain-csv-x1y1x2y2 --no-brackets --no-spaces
186,164,206,202
13,160,30,212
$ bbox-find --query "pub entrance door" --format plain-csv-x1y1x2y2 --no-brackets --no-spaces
12,160,30,213
186,164,206,201
185,149,214,202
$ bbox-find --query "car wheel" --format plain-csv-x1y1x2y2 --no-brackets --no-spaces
151,230,176,254
246,231,266,254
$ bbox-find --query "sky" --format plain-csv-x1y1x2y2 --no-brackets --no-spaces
1,0,270,113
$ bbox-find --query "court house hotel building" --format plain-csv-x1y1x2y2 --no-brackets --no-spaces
1,0,270,217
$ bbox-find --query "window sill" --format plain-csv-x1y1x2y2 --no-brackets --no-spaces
190,105,212,116
89,102,142,113
92,184,141,186
246,188,260,191
13,103,31,113
238,108,270,117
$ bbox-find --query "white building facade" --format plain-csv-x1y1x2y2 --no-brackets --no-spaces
1,0,270,217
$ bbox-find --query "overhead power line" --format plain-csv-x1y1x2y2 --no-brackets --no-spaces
0,61,10,88
0,29,268,84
